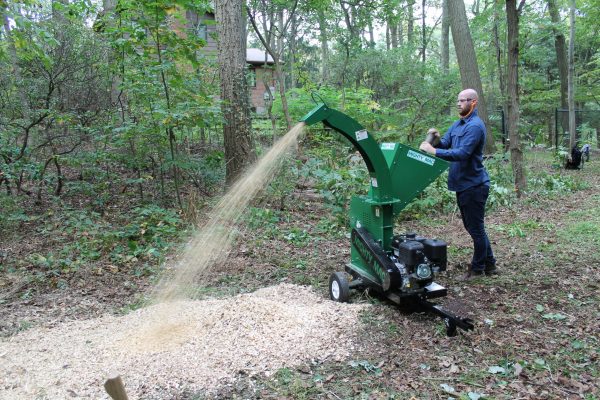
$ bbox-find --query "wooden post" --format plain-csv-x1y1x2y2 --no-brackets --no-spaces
104,374,129,400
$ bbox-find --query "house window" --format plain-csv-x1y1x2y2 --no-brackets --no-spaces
196,23,207,41
247,68,257,88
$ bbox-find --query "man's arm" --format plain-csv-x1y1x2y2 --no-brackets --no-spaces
437,128,452,150
435,125,483,161
420,127,451,155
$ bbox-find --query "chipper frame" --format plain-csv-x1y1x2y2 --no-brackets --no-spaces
301,103,474,336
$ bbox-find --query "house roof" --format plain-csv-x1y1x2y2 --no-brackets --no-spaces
247,48,274,65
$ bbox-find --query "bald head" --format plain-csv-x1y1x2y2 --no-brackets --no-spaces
456,88,479,117
459,88,478,101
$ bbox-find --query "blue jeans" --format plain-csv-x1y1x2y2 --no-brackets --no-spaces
456,184,495,272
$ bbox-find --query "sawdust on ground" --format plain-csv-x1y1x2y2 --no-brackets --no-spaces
0,284,369,399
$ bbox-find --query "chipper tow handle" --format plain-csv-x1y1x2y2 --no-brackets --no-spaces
418,299,474,337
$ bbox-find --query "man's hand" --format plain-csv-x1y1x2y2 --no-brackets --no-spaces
425,128,440,146
427,128,440,137
420,141,436,155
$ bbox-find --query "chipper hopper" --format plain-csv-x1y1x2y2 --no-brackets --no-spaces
301,102,474,336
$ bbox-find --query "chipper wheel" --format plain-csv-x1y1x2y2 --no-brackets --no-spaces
329,272,350,302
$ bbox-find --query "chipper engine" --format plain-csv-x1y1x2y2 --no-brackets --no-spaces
300,102,474,336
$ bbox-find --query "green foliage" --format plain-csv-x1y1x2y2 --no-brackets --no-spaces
298,150,369,228
245,207,281,238
529,172,589,196
398,174,454,220
17,205,184,282
0,0,222,212
273,86,382,130
260,155,300,210
0,194,30,233
560,202,600,250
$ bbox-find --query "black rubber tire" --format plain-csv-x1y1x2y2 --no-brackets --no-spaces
329,272,350,302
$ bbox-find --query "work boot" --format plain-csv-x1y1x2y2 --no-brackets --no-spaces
460,269,484,281
485,263,500,276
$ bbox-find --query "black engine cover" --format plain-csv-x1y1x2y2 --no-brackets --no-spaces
423,239,447,270
397,240,424,267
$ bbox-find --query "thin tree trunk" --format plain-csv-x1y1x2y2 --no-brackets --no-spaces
246,2,297,131
318,9,329,83
275,61,292,130
492,0,507,148
447,0,495,153
407,0,414,44
398,15,404,46
390,22,398,49
2,7,30,124
421,0,426,63
289,13,297,89
386,23,391,50
441,0,451,116
506,0,526,195
567,0,576,150
153,9,182,208
548,0,569,138
441,0,449,74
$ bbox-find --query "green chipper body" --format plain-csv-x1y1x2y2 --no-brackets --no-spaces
301,103,474,336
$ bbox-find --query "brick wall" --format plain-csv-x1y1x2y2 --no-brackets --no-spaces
250,67,275,114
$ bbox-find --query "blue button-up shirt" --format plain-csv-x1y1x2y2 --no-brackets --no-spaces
435,109,490,192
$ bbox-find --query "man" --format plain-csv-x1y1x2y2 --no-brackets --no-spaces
419,88,498,280
581,143,590,162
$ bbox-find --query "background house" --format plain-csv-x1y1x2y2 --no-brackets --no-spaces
184,11,275,114
246,48,275,115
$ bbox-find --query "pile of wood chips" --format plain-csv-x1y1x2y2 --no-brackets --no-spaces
0,284,369,399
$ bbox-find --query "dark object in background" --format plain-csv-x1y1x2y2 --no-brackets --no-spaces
565,146,583,170
581,144,591,162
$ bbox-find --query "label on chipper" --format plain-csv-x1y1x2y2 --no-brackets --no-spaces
355,129,368,141
371,177,378,187
407,149,435,166
381,142,395,150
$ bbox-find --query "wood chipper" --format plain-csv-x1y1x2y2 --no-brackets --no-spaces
300,102,474,336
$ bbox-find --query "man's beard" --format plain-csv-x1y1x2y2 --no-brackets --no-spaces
458,106,471,117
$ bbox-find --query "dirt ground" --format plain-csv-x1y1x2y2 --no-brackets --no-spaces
1,154,599,399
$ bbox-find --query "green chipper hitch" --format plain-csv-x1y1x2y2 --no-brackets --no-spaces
301,103,474,336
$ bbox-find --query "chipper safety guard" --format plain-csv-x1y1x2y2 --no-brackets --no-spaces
300,102,474,337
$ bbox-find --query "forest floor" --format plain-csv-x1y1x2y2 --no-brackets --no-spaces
1,151,599,399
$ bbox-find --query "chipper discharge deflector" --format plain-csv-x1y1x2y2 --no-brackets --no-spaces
301,103,474,336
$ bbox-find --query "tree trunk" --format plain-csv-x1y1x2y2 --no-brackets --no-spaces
102,0,121,106
275,60,292,129
398,15,404,46
216,0,255,185
407,0,414,44
386,23,391,50
567,0,576,150
51,0,69,23
318,9,329,83
288,13,297,89
2,7,30,124
421,0,426,63
441,0,451,115
492,0,507,148
390,22,398,49
441,0,449,75
246,2,296,131
447,0,495,153
548,0,569,138
506,0,526,195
